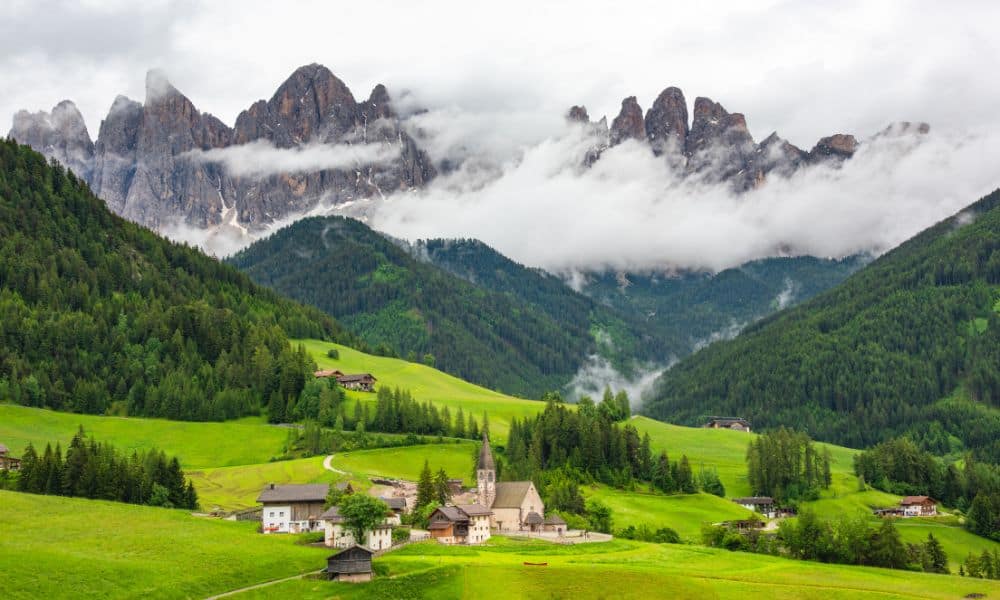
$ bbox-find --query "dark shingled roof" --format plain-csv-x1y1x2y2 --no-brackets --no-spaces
336,373,376,383
434,506,468,522
458,503,493,516
257,483,329,504
319,505,344,522
493,481,532,508
478,433,495,471
732,497,774,505
543,514,566,525
381,497,407,510
525,511,544,525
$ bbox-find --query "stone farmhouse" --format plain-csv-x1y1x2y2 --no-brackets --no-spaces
319,505,393,551
258,483,328,534
477,433,546,532
428,504,493,544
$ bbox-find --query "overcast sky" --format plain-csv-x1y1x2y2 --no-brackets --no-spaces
6,0,1000,275
4,0,1000,149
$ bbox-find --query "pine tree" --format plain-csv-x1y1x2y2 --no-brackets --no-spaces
677,455,696,493
434,468,451,504
416,460,435,508
925,533,948,573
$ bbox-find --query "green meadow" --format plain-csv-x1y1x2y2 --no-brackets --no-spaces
585,487,753,540
0,490,328,600
0,404,285,468
187,456,335,511
232,537,999,599
299,339,550,440
330,440,478,484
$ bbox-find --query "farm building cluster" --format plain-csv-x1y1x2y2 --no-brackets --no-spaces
874,496,938,518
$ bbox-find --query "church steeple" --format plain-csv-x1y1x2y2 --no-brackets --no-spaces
477,432,496,507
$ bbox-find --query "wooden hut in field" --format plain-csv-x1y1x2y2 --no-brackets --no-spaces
324,545,374,582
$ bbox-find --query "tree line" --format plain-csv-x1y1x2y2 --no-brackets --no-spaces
10,427,197,510
747,427,831,503
854,436,1000,541
704,511,949,573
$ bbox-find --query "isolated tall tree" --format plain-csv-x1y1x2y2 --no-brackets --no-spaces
434,468,451,504
416,460,435,508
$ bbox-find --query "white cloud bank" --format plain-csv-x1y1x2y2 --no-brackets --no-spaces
185,140,400,177
366,124,1000,273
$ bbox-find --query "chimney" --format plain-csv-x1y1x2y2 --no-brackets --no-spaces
269,483,275,490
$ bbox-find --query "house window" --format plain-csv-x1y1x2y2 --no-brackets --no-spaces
269,512,275,517
279,511,284,517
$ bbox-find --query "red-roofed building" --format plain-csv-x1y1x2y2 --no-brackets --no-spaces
900,496,937,517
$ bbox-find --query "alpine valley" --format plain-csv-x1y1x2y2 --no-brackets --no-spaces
4,8,1000,597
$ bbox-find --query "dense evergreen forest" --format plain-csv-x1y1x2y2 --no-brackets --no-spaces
0,140,352,421
9,427,198,510
646,188,1000,461
746,427,831,503
228,216,604,396
418,239,860,372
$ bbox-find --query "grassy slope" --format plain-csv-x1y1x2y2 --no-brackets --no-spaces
0,404,285,469
331,441,478,484
233,538,999,600
585,487,753,540
300,339,551,440
0,490,328,600
187,456,334,511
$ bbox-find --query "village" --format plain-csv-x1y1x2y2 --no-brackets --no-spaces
0,375,955,587
254,428,597,582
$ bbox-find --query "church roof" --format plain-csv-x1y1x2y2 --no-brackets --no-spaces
478,433,495,471
493,481,532,508
525,511,544,525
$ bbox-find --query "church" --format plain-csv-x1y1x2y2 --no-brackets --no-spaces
476,433,545,532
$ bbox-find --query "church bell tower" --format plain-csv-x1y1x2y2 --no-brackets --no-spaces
477,432,496,507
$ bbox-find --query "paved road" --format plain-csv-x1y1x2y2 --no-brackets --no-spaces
323,454,348,475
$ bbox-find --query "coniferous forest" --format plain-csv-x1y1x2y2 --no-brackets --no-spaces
0,140,353,421
646,189,1000,461
11,427,198,510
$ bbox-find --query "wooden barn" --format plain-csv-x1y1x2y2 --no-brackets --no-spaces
0,443,21,471
335,373,377,392
324,545,374,583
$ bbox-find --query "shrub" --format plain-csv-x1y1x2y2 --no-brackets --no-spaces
326,348,340,359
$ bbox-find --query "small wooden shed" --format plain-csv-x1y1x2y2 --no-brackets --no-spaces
325,545,374,582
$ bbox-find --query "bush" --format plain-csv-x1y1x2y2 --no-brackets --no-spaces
326,348,340,359
392,527,410,545
296,531,325,545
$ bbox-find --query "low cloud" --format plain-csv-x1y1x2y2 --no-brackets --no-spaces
366,123,1000,273
185,140,401,177
566,354,670,409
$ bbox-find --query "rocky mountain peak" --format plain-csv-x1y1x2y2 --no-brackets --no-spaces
609,97,645,147
360,84,395,123
566,105,590,123
809,134,858,161
9,100,94,181
644,86,688,155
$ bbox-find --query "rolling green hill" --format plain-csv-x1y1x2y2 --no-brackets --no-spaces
646,188,1000,461
302,339,552,440
228,216,605,397
0,140,351,422
3,491,991,600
